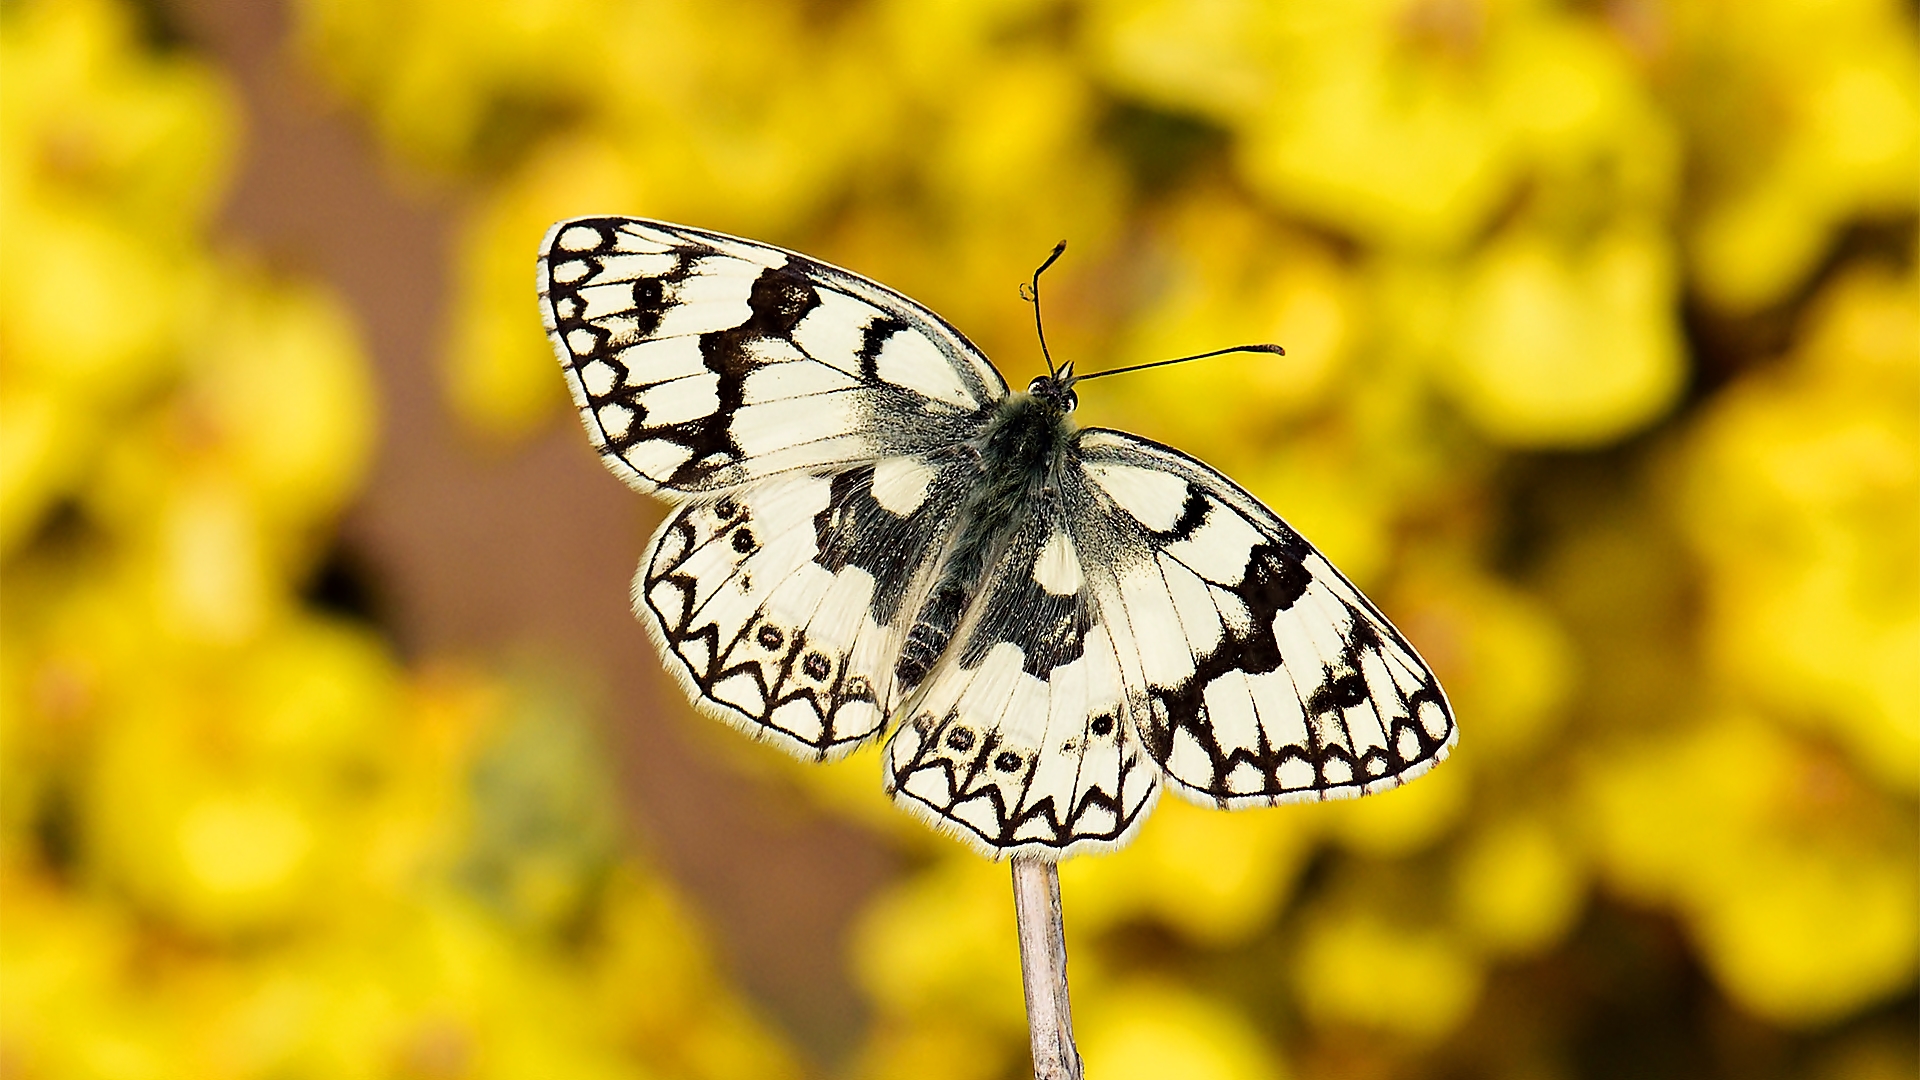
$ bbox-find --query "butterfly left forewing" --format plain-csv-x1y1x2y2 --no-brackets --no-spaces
540,217,1007,496
1071,430,1456,805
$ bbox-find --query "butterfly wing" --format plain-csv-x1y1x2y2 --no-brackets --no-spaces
543,217,1014,758
540,216,1007,495
884,493,1161,860
639,451,980,759
1071,429,1456,805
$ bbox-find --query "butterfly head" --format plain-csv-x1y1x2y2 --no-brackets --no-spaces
1027,366,1079,414
1019,240,1282,411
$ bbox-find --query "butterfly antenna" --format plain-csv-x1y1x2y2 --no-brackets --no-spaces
1019,241,1069,378
1069,343,1286,385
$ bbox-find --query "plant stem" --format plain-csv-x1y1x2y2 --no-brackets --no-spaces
1011,855,1083,1080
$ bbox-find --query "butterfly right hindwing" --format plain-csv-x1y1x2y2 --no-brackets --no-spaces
1072,430,1456,805
884,490,1160,857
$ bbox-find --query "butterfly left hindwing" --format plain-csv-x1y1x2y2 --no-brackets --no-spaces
639,450,978,759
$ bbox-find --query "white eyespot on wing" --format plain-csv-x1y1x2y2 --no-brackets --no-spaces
549,258,592,286
790,289,884,376
596,402,635,440
871,455,938,516
873,329,978,410
1033,531,1083,597
1084,461,1192,532
555,224,606,252
579,359,620,396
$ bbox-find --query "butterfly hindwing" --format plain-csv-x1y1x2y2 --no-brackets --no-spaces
1072,430,1456,805
885,498,1160,858
540,217,1007,495
639,453,979,758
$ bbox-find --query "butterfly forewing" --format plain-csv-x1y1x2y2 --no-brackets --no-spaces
1071,430,1456,806
540,217,1006,495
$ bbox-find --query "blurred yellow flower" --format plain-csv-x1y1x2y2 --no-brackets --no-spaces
1292,904,1485,1040
1079,980,1283,1080
1440,221,1685,447
1585,712,1919,1025
1062,797,1317,946
1676,0,1920,311
852,857,1027,1031
1676,267,1920,792
1451,815,1585,957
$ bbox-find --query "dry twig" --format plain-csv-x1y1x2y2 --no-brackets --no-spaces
1011,855,1083,1080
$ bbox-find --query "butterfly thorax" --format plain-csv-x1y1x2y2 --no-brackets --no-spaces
894,390,1076,691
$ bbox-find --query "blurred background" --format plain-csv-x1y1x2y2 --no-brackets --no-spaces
2,0,1915,1077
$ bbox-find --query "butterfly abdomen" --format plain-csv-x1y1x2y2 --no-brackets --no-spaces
893,392,1075,693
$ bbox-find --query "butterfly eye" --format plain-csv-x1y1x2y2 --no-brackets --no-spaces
1062,389,1078,411
1028,377,1048,394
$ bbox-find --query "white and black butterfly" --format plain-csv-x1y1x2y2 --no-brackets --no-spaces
539,217,1455,860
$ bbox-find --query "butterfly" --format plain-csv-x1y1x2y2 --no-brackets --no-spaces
538,216,1455,860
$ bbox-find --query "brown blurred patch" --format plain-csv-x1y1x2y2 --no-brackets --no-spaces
167,0,894,1064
